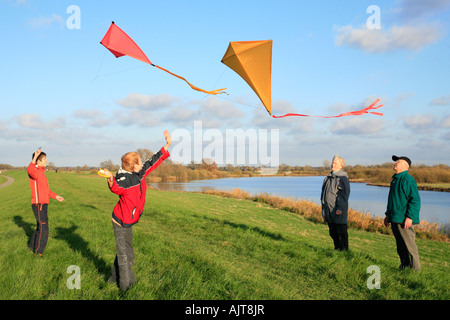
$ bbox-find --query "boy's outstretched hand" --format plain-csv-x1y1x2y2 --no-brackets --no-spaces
99,169,115,187
164,130,172,151
99,168,112,178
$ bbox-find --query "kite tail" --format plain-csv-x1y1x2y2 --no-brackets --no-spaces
272,99,384,119
153,65,227,95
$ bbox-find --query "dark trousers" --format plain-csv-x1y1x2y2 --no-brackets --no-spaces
29,204,49,254
328,223,348,251
110,222,136,291
391,223,421,270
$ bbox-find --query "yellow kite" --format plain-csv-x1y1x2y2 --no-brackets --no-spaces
221,40,273,115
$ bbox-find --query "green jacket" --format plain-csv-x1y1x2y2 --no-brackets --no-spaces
385,171,421,224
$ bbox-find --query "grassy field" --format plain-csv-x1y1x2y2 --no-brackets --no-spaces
0,170,449,300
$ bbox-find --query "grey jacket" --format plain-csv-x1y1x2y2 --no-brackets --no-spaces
321,170,351,224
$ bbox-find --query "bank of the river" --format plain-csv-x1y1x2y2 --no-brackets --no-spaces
350,179,450,192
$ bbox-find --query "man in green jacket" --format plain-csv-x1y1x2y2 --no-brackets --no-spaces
384,155,421,270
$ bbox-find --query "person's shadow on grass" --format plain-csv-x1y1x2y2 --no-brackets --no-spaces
13,215,35,245
54,225,110,281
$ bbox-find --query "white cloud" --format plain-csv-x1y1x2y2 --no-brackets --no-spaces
16,114,65,130
393,0,450,22
28,14,64,28
440,115,450,128
429,95,450,106
73,109,111,128
162,107,198,126
391,92,414,108
402,114,438,133
117,92,178,110
330,118,384,135
198,96,245,120
335,24,443,53
73,109,102,119
335,0,448,53
0,120,7,132
115,109,161,127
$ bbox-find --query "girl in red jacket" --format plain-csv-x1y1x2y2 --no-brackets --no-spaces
27,149,64,255
102,130,171,291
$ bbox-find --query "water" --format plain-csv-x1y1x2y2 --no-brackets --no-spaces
150,176,450,226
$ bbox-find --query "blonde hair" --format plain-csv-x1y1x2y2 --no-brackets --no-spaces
332,155,345,168
121,152,140,172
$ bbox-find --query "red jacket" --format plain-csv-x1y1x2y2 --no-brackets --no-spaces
109,147,170,227
27,163,58,204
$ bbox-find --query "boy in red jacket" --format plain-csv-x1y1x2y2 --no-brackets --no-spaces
103,130,171,291
27,149,64,255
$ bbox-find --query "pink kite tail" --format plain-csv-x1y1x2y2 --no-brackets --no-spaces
272,99,384,118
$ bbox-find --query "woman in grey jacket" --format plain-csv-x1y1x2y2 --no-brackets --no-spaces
321,155,351,251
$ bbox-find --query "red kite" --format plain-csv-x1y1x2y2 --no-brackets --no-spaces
100,22,226,95
221,40,383,118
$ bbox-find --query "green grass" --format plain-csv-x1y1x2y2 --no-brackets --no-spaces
0,170,449,300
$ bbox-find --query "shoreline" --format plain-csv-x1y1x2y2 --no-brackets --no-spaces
148,174,450,193
350,179,450,192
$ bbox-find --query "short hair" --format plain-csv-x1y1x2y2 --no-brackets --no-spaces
332,155,345,168
32,151,47,163
121,152,140,172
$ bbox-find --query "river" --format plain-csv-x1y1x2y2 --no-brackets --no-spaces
150,176,450,226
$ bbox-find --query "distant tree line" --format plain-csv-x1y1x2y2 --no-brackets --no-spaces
2,155,449,186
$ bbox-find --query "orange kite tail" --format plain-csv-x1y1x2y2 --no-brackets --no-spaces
154,65,227,95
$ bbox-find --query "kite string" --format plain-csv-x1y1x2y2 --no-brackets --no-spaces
203,68,265,111
202,68,228,100
219,95,261,111
91,51,107,84
92,50,149,83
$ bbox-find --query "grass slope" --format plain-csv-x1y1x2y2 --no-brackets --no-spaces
0,171,449,300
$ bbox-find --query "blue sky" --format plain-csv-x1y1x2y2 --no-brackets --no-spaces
1,0,449,168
